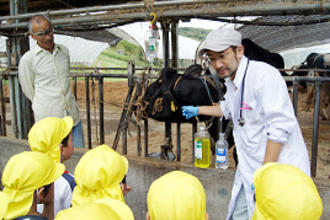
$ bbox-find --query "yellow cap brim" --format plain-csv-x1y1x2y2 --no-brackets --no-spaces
95,198,134,220
3,151,65,219
252,203,266,220
0,192,8,220
253,162,277,183
62,116,74,139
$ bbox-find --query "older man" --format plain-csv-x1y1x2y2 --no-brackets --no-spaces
18,15,84,148
182,28,310,220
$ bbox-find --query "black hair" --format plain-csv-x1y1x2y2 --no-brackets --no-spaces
61,133,70,147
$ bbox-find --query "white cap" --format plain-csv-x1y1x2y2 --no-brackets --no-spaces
198,28,242,57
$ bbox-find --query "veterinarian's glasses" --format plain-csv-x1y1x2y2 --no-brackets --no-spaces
209,47,235,62
32,27,54,37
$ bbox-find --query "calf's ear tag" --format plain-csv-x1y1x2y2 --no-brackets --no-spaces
170,101,176,112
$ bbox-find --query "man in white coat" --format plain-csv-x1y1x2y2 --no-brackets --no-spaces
182,28,310,220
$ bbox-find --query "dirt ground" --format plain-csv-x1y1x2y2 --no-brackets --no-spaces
2,80,329,178
74,80,329,179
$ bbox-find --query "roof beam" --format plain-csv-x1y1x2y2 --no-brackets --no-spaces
0,0,329,30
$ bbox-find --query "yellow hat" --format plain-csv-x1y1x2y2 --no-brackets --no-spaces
95,198,134,220
0,192,8,219
252,162,323,220
55,202,122,220
72,145,128,206
2,151,65,219
147,171,207,220
28,116,74,162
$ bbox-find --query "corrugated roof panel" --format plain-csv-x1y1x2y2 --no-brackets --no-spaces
239,15,330,52
29,34,109,65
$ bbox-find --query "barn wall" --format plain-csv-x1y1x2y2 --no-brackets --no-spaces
0,136,329,220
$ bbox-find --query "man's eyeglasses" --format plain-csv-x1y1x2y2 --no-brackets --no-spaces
209,46,236,62
31,27,54,37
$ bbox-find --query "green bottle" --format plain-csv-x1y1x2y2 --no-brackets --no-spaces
194,125,211,168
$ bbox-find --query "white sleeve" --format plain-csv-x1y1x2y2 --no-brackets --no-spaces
220,95,231,120
258,66,297,144
54,177,73,216
18,54,34,101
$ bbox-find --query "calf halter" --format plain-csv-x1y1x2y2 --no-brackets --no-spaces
238,59,250,127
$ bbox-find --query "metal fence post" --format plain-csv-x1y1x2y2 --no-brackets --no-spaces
177,122,181,161
85,75,92,149
98,75,104,144
0,77,6,136
292,76,298,117
311,81,321,177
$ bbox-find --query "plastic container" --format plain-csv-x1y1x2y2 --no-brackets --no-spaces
215,132,229,169
144,24,159,64
194,125,211,168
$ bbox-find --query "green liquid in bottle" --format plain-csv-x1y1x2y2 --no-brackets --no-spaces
194,126,211,168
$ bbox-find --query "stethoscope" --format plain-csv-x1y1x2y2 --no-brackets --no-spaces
238,59,250,127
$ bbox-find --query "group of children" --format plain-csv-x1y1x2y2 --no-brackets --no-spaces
0,116,133,220
0,116,324,220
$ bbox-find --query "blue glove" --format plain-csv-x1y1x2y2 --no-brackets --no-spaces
182,106,199,119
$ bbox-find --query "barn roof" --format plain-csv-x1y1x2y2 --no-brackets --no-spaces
238,15,330,52
0,0,329,54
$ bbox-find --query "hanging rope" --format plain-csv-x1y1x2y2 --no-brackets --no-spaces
144,0,155,16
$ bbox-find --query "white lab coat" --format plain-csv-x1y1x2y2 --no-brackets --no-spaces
220,56,310,219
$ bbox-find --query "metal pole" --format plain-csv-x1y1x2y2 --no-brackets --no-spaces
192,120,197,163
292,76,298,117
177,122,181,161
170,20,178,68
161,20,170,68
0,0,223,21
137,122,141,157
144,119,148,157
1,1,330,28
311,81,321,177
10,0,30,139
8,76,17,137
73,76,77,99
6,38,18,138
98,75,104,144
14,77,23,139
0,78,6,136
85,75,92,149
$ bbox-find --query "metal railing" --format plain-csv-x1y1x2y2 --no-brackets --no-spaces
0,66,329,176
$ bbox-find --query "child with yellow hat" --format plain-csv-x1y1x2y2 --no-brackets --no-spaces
28,116,76,216
55,198,134,220
147,170,208,220
72,144,129,206
252,162,323,220
2,151,64,219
